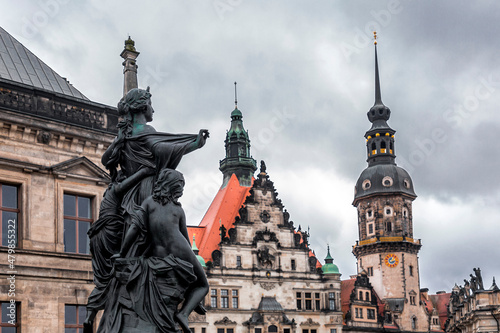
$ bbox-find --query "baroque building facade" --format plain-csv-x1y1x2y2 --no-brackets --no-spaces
0,27,116,331
446,269,500,333
187,103,343,333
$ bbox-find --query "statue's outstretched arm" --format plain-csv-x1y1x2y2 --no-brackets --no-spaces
185,129,210,154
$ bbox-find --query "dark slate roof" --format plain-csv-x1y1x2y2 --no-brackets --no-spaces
258,297,284,311
0,27,88,100
354,163,416,203
386,298,405,312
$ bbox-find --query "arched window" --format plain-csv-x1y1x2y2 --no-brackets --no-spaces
268,325,278,333
381,141,387,153
371,142,376,154
411,317,417,329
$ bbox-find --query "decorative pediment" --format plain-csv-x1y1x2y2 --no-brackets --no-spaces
50,156,110,183
300,318,320,327
260,282,276,291
253,227,280,246
214,316,237,326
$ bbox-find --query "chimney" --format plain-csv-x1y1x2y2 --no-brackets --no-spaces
120,36,140,96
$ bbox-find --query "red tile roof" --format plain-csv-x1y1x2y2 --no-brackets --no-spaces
429,293,451,331
341,278,356,315
187,174,252,262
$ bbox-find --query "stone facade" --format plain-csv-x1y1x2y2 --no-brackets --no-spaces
0,27,116,332
446,270,500,333
189,165,343,333
0,80,115,331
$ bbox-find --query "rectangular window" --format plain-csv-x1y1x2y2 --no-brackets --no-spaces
190,328,195,333
65,304,85,332
359,308,363,318
291,259,296,270
284,329,290,333
1,184,19,247
1,302,20,332
255,329,262,333
410,295,416,305
236,256,241,267
358,291,363,300
355,308,359,318
211,289,217,308
227,329,233,333
305,292,312,310
64,194,92,254
367,267,373,276
296,292,302,310
367,222,374,236
311,330,316,333
232,290,238,308
329,292,336,310
367,308,375,319
314,293,320,310
202,328,206,333
330,330,337,333
221,289,229,308
365,292,370,301
409,265,414,276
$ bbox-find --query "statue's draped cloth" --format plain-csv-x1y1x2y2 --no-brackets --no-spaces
98,256,197,333
119,133,197,257
93,132,198,332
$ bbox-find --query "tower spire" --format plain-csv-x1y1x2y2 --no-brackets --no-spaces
219,82,257,187
364,32,397,167
374,32,383,106
234,81,238,108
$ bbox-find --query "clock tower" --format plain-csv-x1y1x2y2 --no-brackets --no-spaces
352,34,429,331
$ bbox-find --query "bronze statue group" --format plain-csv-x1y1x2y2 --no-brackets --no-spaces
84,88,210,333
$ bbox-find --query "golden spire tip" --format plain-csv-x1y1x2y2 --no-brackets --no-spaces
373,31,377,45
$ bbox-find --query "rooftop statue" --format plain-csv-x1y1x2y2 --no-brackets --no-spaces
85,87,209,333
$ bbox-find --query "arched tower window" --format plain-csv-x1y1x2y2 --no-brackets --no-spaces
268,325,278,332
381,140,386,153
411,316,417,329
371,142,376,154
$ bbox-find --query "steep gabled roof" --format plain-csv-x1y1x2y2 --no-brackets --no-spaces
341,278,356,315
0,27,88,100
429,293,451,331
187,173,252,262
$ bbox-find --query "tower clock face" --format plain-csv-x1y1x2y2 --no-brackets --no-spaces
384,254,399,268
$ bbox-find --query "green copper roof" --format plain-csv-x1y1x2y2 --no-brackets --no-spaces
231,107,242,118
192,235,206,267
322,245,340,274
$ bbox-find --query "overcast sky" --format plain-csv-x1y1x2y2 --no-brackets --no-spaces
1,0,499,293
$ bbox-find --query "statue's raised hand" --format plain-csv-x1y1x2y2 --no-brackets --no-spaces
197,129,210,148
